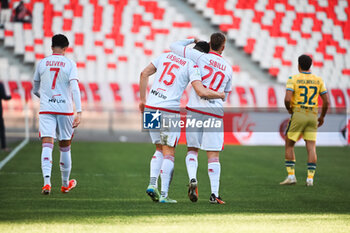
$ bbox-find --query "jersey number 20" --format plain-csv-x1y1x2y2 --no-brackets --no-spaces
50,68,60,89
202,65,225,91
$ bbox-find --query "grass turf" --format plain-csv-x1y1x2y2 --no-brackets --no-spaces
0,141,349,232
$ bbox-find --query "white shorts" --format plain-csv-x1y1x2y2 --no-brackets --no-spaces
186,110,224,151
39,114,74,141
146,108,181,147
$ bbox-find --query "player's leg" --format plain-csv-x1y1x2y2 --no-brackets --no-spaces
202,121,225,204
305,140,317,186
186,147,199,202
185,116,201,202
159,145,177,203
303,113,318,186
41,137,54,194
146,143,162,202
146,127,162,201
207,151,224,204
57,115,76,193
39,114,56,194
280,113,301,185
280,137,297,185
149,144,163,187
158,113,179,204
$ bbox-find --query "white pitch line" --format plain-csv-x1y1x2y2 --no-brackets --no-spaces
0,138,29,170
0,103,30,171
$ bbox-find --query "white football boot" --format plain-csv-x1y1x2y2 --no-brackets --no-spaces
280,176,297,185
306,178,314,186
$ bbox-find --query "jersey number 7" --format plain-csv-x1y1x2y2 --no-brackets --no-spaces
50,68,60,89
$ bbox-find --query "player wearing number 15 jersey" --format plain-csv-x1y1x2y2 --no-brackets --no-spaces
171,32,232,204
32,34,82,195
139,43,225,204
280,54,329,187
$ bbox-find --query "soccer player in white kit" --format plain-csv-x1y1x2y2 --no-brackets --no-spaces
32,34,82,195
170,32,233,204
139,42,225,203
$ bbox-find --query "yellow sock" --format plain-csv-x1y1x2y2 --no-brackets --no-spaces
307,163,316,179
285,160,296,176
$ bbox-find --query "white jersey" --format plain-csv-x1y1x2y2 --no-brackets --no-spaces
170,39,233,117
145,52,201,112
33,54,79,115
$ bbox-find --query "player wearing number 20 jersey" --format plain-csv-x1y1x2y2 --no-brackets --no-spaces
170,33,232,204
33,34,81,195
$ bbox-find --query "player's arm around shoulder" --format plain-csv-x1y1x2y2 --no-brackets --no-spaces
139,63,157,112
191,80,225,100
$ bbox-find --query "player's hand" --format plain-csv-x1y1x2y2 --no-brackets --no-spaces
219,92,226,100
318,116,324,127
139,102,145,113
73,112,81,128
194,37,200,43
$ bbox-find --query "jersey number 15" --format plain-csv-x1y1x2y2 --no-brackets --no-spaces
159,62,179,86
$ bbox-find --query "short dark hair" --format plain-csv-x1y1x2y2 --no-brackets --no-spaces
298,54,312,71
193,41,210,53
209,32,226,51
52,34,69,48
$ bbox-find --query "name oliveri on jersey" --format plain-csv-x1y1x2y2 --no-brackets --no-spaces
46,61,66,67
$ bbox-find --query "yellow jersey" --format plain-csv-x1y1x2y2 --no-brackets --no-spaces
286,72,327,108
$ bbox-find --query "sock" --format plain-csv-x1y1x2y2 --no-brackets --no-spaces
186,151,198,181
307,163,316,179
41,143,53,186
160,155,174,198
208,158,220,197
285,160,296,178
60,146,72,188
149,150,163,187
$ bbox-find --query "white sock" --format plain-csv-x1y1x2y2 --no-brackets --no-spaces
186,151,198,181
60,146,72,187
149,150,163,187
208,158,221,197
41,143,53,186
160,155,174,198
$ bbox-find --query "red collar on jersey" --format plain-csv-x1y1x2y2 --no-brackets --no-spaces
209,51,222,57
52,53,64,56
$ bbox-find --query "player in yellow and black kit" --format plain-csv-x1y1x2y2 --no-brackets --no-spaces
280,54,329,187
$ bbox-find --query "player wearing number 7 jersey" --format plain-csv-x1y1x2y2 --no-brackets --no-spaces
280,54,329,187
32,34,82,195
140,42,225,203
170,32,233,204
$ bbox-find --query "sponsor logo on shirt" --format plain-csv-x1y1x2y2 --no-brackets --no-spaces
48,94,66,104
150,89,167,100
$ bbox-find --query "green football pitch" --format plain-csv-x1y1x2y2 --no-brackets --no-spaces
0,141,349,232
